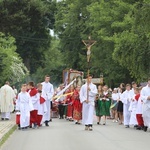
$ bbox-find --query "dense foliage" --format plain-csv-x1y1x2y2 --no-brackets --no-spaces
0,0,149,87
0,32,28,86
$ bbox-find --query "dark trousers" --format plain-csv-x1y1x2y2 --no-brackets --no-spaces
58,104,64,118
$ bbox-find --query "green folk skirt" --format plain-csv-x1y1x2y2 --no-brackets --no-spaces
95,99,111,116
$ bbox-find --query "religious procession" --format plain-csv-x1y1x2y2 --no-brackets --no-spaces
0,72,150,133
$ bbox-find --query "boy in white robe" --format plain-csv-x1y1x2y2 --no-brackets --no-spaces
122,84,132,128
141,78,150,132
37,83,47,127
129,88,138,127
135,87,144,130
16,84,33,130
80,75,97,131
41,75,54,126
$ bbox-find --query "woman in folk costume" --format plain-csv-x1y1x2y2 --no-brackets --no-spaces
117,84,125,125
37,83,47,128
99,85,112,125
72,86,82,124
28,82,38,128
16,84,34,130
66,85,74,121
140,78,150,132
95,85,103,125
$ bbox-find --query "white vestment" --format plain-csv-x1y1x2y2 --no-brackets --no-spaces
28,89,38,110
37,92,47,115
41,82,54,121
129,89,137,125
141,85,150,127
136,96,143,114
0,84,15,119
122,90,132,125
16,92,33,128
129,100,138,125
80,82,97,125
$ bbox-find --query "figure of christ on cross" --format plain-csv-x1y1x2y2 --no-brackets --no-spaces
82,36,96,62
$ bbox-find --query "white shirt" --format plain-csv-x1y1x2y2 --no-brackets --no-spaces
141,85,150,108
112,93,119,101
42,82,54,101
122,90,133,105
80,82,97,105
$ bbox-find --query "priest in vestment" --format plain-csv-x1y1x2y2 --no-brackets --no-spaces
0,81,15,120
80,75,97,131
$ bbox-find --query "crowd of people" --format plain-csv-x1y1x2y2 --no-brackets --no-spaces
0,74,150,132
55,76,150,132
0,75,54,130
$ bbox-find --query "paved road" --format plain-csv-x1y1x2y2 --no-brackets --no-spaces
1,118,150,150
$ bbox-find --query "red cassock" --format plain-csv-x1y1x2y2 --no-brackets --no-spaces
37,96,46,126
66,91,74,118
29,88,38,125
135,94,144,127
16,113,20,125
73,90,82,120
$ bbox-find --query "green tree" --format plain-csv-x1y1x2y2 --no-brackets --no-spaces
113,1,150,82
32,38,64,86
0,0,56,73
55,0,96,71
0,32,28,85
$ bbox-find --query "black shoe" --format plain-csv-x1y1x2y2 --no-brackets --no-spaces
1,118,4,121
5,118,9,121
134,125,138,128
75,122,78,124
136,126,142,130
143,126,148,132
18,124,21,130
45,121,49,127
49,119,52,122
97,122,100,125
12,110,15,113
29,125,32,128
125,125,129,128
103,123,106,125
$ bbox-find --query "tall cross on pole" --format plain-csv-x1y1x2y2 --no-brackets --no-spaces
82,36,96,101
82,36,97,63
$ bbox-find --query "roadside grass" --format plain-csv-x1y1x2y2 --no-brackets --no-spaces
0,125,17,148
